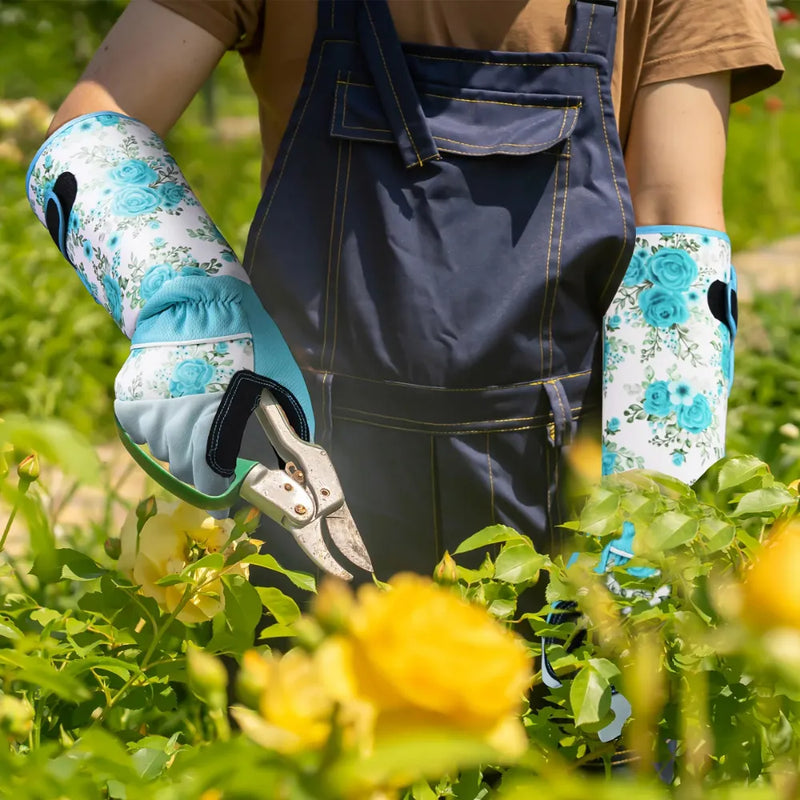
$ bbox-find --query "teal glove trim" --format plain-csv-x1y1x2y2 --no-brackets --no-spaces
636,225,730,244
133,275,314,441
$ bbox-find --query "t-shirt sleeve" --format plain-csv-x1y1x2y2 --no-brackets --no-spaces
641,0,784,102
149,0,264,52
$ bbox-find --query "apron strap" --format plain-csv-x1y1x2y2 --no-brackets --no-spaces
356,0,440,168
568,0,619,63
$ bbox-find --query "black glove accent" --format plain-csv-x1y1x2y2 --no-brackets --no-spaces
44,171,78,262
206,369,311,477
708,278,738,336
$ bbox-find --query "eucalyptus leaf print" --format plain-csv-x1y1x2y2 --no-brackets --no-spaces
601,228,736,484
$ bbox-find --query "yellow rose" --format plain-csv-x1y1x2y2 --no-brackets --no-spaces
117,500,245,624
346,574,532,758
742,520,800,630
234,644,373,756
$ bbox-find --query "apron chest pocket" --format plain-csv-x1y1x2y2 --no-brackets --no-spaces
330,75,582,157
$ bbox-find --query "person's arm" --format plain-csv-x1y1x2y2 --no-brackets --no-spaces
28,0,315,501
624,73,731,230
47,0,227,137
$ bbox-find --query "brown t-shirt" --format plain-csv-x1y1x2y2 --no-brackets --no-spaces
152,0,783,179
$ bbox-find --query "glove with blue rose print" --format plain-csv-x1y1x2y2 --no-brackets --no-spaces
602,227,736,483
26,112,314,496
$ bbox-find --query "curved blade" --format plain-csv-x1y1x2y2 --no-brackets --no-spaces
325,503,373,573
291,519,353,581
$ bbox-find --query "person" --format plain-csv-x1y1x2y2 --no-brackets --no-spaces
27,0,782,587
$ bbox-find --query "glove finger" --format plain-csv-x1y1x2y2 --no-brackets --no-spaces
115,394,232,498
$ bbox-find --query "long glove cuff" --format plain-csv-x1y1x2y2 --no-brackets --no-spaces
602,226,736,485
26,112,249,337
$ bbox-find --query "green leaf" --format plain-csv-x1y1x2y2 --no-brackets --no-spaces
256,586,301,625
569,663,612,727
578,488,622,537
642,511,698,551
717,455,772,492
493,542,547,584
731,487,797,517
0,651,90,701
30,607,62,628
31,547,105,584
587,657,621,683
0,621,21,640
207,574,263,655
244,553,316,593
258,623,298,640
132,747,170,781
453,525,527,554
183,552,225,574
698,517,736,552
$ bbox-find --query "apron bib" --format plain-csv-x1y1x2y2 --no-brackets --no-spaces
243,0,634,579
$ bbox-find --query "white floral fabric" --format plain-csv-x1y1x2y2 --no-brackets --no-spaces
115,337,253,401
602,229,734,485
26,113,249,338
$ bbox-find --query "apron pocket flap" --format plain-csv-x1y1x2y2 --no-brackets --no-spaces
330,75,582,156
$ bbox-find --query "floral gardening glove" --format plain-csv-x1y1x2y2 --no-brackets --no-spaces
27,112,314,496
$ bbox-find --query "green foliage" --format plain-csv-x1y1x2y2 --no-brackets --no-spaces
727,291,800,484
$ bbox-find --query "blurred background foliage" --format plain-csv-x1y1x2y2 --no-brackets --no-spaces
1,0,799,481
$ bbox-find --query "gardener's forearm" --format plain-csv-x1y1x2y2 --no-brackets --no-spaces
625,72,731,231
47,0,226,138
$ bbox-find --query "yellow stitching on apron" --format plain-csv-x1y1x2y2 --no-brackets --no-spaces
362,2,424,167
548,139,571,374
486,432,496,524
594,69,630,302
408,54,601,68
331,414,581,436
328,141,352,371
583,4,597,54
303,366,593,390
246,40,349,273
538,142,561,377
321,138,343,370
423,92,582,111
335,405,552,426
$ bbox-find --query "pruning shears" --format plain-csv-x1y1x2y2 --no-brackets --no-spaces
117,389,373,581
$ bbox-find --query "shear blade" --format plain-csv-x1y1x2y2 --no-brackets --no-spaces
325,503,374,573
291,519,353,581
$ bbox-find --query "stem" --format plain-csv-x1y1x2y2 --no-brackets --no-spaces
0,505,19,552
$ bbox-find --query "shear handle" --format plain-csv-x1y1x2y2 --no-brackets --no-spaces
255,390,343,517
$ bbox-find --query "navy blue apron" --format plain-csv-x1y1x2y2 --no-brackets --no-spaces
243,0,635,582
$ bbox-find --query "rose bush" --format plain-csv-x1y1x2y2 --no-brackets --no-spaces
2,416,800,799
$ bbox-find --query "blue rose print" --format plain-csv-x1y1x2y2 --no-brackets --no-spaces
720,324,733,388
102,274,123,325
214,342,229,355
83,240,93,260
113,186,161,216
646,248,698,291
676,393,713,433
107,232,121,250
643,380,673,417
668,381,694,406
606,417,620,434
140,264,177,300
602,447,618,475
180,266,208,278
169,359,215,396
109,159,157,186
159,182,185,208
638,287,689,328
622,248,650,287
97,113,119,127
606,314,621,331
672,452,686,467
